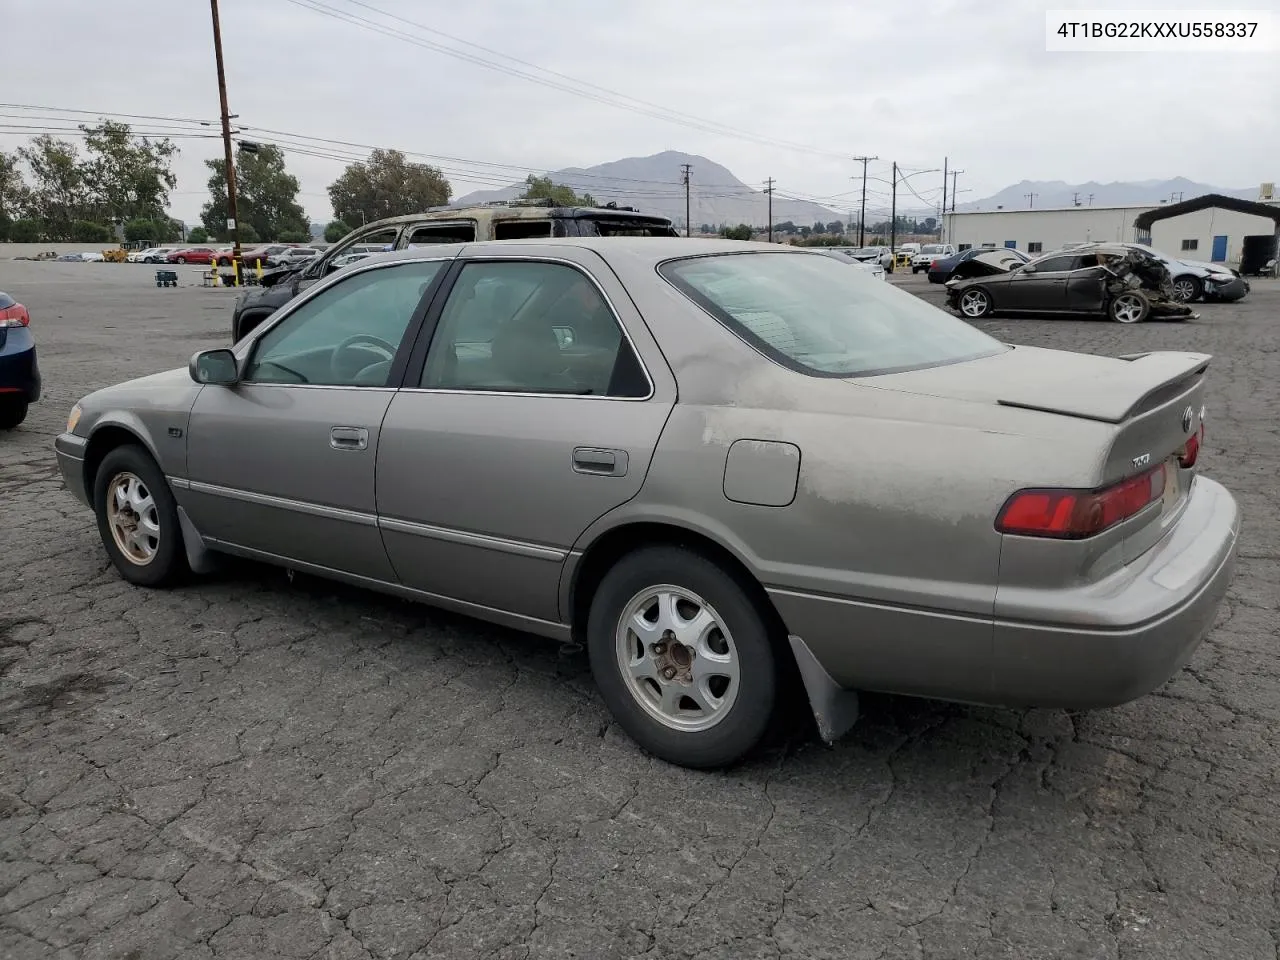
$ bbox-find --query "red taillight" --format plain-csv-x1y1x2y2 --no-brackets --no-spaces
1179,422,1204,469
996,464,1166,539
0,306,29,328
930,260,939,270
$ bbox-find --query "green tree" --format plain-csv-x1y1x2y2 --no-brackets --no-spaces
69,220,112,242
774,220,796,235
719,223,753,241
0,154,30,239
699,223,713,234
79,121,178,224
812,221,826,235
327,149,450,227
236,223,261,244
799,225,811,238
188,226,210,243
17,135,88,240
325,220,351,243
201,144,308,242
9,219,43,242
277,229,310,243
124,218,170,243
826,220,844,234
519,174,595,207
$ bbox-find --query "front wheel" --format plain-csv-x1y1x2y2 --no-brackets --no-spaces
958,287,994,318
175,257,187,264
587,546,777,769
1171,275,1202,303
93,445,188,588
1110,290,1150,324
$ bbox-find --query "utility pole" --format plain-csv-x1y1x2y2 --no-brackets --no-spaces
209,0,241,284
1072,192,1081,207
1025,192,1038,209
852,155,876,247
764,178,774,242
1087,193,1094,206
680,163,692,237
940,157,948,243
949,169,963,214
889,162,898,262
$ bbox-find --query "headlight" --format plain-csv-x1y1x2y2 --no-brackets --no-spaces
67,403,82,432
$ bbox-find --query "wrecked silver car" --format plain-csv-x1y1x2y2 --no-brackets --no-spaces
946,245,1198,323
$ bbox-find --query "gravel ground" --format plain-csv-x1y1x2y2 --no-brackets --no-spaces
1,261,1277,960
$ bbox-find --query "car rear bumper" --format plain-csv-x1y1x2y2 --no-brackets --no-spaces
989,475,1239,708
0,330,40,402
55,432,91,507
767,475,1239,711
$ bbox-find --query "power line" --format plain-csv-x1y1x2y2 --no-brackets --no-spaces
280,0,847,159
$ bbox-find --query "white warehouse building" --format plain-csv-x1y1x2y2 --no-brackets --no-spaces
943,187,1280,270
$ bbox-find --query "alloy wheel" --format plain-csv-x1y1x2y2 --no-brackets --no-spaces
106,472,160,565
959,290,990,317
615,585,740,733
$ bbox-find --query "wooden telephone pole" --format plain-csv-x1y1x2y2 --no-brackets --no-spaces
764,178,774,242
680,163,692,237
210,0,241,283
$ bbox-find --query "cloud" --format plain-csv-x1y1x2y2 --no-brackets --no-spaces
2,0,1274,222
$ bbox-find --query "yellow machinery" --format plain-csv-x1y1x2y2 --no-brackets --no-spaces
893,251,912,270
102,248,128,263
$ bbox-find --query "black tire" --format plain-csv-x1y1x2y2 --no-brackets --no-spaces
587,545,778,769
1171,275,1202,303
0,398,28,429
93,445,188,588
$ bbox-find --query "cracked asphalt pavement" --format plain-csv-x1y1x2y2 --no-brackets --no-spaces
1,262,1278,960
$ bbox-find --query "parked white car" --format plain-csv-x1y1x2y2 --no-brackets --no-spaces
911,243,956,274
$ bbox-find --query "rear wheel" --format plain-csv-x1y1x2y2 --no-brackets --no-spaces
0,398,28,429
587,546,777,769
1110,290,1150,324
958,287,994,318
1171,275,1202,303
175,256,187,264
93,445,187,588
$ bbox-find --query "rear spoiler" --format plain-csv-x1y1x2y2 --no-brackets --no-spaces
997,351,1211,424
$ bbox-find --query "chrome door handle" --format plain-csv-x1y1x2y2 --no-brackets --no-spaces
330,426,369,451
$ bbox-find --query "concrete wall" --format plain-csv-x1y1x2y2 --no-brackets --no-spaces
1149,209,1278,263
945,200,1280,265
944,206,1156,254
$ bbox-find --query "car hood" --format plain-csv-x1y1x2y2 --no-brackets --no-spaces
860,345,1210,424
82,366,199,413
948,250,1024,279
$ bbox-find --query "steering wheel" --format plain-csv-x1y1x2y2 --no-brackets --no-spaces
331,334,397,381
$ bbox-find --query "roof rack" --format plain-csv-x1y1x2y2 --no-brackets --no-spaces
479,198,558,208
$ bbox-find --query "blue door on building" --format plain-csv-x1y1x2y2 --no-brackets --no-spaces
1005,240,1017,248
1211,235,1228,261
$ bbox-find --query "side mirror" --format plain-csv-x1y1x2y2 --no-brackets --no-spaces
1019,264,1035,273
190,348,240,385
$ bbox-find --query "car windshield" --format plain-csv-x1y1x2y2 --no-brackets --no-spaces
920,245,945,254
855,247,881,256
660,251,1007,377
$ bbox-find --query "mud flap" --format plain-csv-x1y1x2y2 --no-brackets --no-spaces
177,506,220,574
788,634,860,744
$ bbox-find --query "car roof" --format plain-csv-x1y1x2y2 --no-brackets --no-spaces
351,236,815,269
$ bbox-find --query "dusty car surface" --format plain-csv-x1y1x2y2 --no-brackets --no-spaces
54,238,1240,769
947,244,1199,323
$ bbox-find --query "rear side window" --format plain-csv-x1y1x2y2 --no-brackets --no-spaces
494,220,553,240
408,222,476,245
580,219,679,237
660,251,1005,378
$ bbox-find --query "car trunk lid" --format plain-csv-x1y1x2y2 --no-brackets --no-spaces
861,345,1210,561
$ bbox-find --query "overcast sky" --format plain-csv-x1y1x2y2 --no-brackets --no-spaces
3,0,1277,223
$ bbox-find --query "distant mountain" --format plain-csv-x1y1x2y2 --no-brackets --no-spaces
453,150,843,229
955,177,1259,212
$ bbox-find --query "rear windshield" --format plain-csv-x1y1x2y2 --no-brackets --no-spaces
659,251,1007,377
0,293,13,309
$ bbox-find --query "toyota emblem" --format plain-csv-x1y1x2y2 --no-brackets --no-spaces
1181,406,1194,433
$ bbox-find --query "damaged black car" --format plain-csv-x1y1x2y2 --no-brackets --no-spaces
945,245,1198,323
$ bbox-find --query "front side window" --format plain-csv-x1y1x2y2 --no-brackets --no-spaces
244,260,443,387
419,260,649,397
660,251,1005,378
